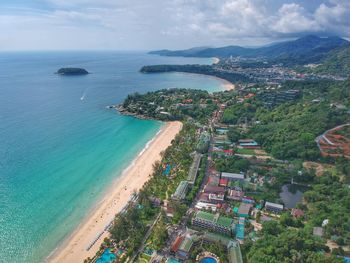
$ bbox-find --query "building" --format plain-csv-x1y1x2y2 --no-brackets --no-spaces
265,201,284,213
235,217,245,240
170,236,184,254
238,139,260,149
172,181,189,200
242,196,255,204
291,208,305,219
227,189,244,201
219,178,229,187
192,211,235,236
237,203,253,217
177,236,193,259
228,241,243,263
187,152,202,184
198,192,224,205
203,185,226,195
221,172,245,182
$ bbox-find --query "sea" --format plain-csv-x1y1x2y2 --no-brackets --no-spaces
0,51,226,262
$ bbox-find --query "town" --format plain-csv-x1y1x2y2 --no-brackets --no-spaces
88,77,350,263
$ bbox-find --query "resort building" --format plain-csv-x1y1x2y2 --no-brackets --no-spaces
192,211,235,236
221,172,245,182
265,201,284,213
172,181,189,200
187,152,202,184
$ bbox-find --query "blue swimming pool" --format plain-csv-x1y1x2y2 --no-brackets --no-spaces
200,257,218,263
96,249,116,263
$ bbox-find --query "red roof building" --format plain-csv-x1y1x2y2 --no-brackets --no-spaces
291,208,305,219
171,235,184,253
219,178,229,187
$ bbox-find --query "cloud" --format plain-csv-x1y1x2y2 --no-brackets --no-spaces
271,3,320,34
1,0,350,50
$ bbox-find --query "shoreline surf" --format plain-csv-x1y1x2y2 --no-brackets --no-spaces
47,121,183,263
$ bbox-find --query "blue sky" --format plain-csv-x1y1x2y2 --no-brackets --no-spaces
1,0,349,50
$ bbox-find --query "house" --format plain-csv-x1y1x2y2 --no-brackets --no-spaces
221,172,245,182
265,201,284,213
291,208,304,219
237,203,253,217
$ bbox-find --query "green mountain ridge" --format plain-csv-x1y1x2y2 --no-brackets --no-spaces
150,35,348,65
312,44,350,76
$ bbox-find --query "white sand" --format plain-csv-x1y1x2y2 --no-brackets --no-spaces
48,121,183,263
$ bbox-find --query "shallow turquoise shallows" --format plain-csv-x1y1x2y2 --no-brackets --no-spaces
0,51,225,262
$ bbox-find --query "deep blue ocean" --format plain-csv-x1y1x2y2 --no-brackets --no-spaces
0,51,225,262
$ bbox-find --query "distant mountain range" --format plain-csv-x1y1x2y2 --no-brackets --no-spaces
150,35,349,65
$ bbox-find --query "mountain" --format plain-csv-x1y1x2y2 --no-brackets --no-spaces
312,43,350,76
150,35,348,65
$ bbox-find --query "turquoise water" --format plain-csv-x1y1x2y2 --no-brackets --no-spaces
0,52,226,262
200,257,218,263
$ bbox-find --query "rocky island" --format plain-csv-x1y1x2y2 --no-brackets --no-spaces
56,68,89,75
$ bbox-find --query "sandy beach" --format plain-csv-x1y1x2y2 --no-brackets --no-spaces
48,121,183,263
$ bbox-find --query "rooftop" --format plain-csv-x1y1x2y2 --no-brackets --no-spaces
221,172,245,180
179,236,193,253
265,201,284,210
196,211,215,222
238,203,253,215
217,216,234,228
172,181,189,200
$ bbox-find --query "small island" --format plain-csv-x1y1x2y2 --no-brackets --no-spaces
56,67,89,75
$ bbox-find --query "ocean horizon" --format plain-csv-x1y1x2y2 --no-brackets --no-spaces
0,51,227,262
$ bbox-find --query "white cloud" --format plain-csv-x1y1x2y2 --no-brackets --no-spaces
271,3,320,34
1,0,350,50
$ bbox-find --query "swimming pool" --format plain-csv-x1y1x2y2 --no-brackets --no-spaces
200,257,218,263
96,249,117,263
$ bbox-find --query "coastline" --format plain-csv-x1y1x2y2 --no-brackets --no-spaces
169,71,235,91
47,121,183,263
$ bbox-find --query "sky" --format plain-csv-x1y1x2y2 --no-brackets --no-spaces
1,0,350,51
